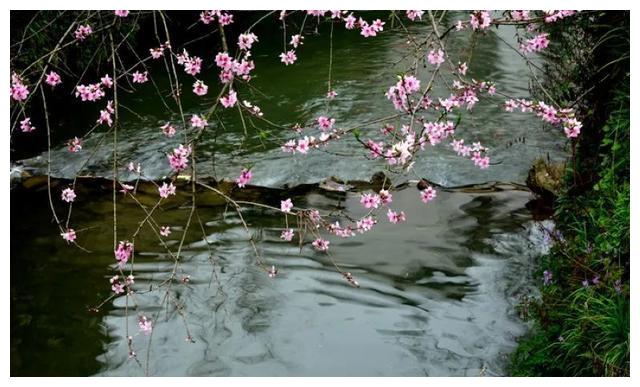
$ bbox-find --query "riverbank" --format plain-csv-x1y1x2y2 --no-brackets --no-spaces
509,11,630,376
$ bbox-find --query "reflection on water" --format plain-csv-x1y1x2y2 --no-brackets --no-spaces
16,12,567,188
11,184,546,376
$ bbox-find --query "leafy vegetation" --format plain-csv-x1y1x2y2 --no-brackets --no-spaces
510,11,629,376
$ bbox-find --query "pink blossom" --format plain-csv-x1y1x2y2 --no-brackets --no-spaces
457,62,468,75
563,118,582,138
470,11,491,30
149,47,164,59
344,14,357,29
98,109,113,126
138,316,153,334
215,52,233,70
160,226,171,237
280,50,297,65
360,23,377,38
281,198,293,213
356,216,376,233
74,24,93,41
110,276,125,294
68,137,82,152
114,241,133,267
238,33,258,50
10,74,29,101
379,189,393,205
289,34,303,48
168,144,192,172
183,56,202,75
190,114,208,129
45,71,62,87
371,19,385,32
281,229,294,241
61,188,76,203
387,208,406,224
235,168,253,188
75,83,105,101
296,137,310,154
406,10,424,21
114,10,129,17
158,182,176,198
510,10,530,21
101,74,113,88
312,238,330,251
218,12,234,26
360,193,381,209
326,90,337,99
19,117,35,132
200,10,216,24
132,71,148,84
161,122,176,137
220,90,237,108
367,140,384,158
268,265,278,278
520,33,550,54
317,116,335,131
192,80,208,96
544,10,576,23
420,186,437,203
61,228,76,243
427,49,445,66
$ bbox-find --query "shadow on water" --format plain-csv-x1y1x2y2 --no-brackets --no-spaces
11,181,548,376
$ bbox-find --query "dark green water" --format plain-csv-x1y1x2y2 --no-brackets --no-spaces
11,12,564,376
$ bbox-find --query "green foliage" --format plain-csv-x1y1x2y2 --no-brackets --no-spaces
510,92,629,376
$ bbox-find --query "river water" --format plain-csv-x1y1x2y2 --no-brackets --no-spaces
11,11,564,376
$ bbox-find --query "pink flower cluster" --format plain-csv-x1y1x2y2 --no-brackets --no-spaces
200,10,233,26
177,49,203,76
520,33,550,54
190,114,208,129
280,50,297,65
220,90,237,108
387,209,406,224
451,140,491,169
167,144,192,172
406,10,424,21
10,73,29,101
20,117,35,133
312,238,330,251
97,100,115,126
543,10,576,23
504,99,582,138
470,11,491,30
158,182,177,198
215,51,255,82
132,71,148,83
114,241,133,268
237,33,258,50
385,75,422,112
427,49,445,67
74,24,93,41
75,75,112,102
114,10,129,17
235,168,252,188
